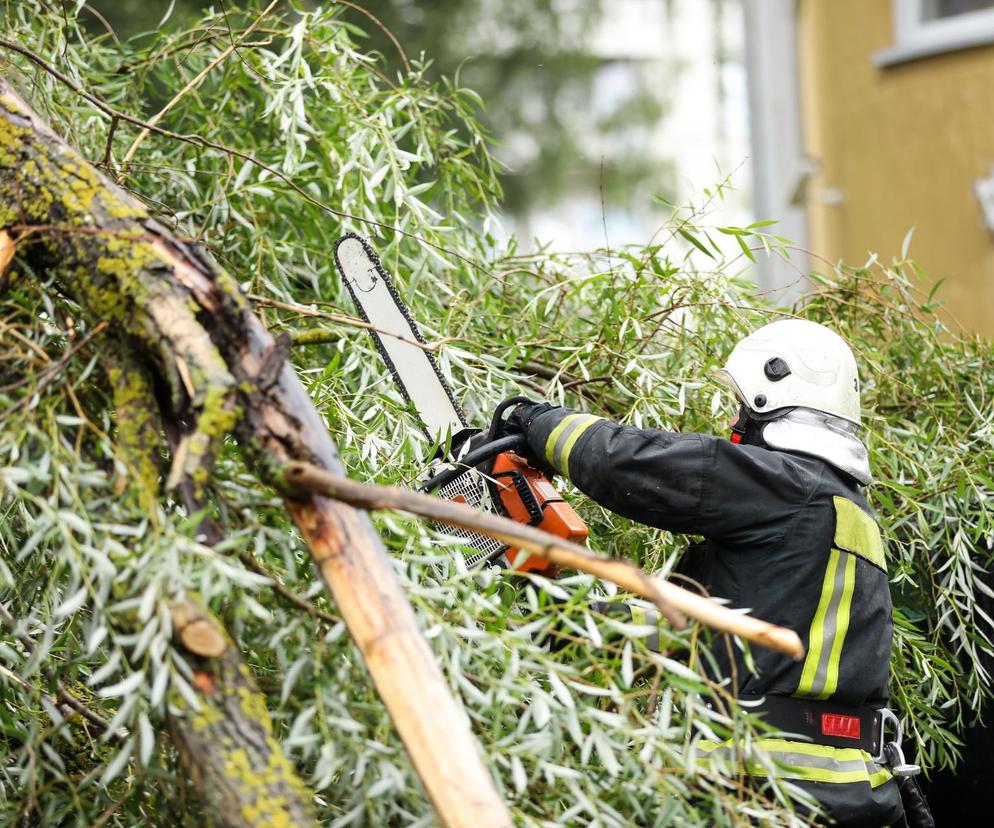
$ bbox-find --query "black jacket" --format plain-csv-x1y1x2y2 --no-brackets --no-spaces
517,404,903,827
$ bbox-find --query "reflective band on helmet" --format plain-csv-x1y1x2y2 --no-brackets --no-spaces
833,496,886,571
698,738,892,788
797,548,856,700
544,414,601,477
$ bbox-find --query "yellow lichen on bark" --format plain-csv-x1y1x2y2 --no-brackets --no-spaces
110,362,162,511
1,76,513,828
0,82,241,502
168,600,317,828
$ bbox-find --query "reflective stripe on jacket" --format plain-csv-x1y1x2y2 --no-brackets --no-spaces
699,737,892,788
519,405,903,827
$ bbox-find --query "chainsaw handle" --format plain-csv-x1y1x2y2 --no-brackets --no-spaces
420,434,528,493
488,395,535,442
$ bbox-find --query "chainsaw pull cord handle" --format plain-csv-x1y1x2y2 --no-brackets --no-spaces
419,434,527,493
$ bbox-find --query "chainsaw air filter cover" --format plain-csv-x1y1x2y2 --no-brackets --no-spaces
431,461,510,566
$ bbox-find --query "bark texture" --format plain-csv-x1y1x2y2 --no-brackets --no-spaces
169,601,317,828
0,78,510,828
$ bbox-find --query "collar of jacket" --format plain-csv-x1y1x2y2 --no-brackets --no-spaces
761,407,873,485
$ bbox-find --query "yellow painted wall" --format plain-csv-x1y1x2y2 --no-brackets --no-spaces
798,0,994,336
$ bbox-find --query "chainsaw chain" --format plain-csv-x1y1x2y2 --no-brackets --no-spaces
333,232,468,437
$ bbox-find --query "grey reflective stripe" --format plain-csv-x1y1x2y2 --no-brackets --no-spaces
544,414,601,476
797,548,856,699
703,746,866,774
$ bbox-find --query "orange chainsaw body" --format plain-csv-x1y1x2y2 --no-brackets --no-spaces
490,452,588,574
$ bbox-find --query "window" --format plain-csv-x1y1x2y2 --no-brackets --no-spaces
874,0,994,66
925,0,994,17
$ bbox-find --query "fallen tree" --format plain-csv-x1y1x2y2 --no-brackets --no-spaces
0,67,805,825
0,78,510,827
3,5,993,826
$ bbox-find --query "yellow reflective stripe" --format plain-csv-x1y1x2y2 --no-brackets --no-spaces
559,416,600,477
698,738,893,787
544,414,585,468
775,765,874,785
819,551,856,699
701,738,864,761
543,413,601,475
798,548,840,696
833,496,886,571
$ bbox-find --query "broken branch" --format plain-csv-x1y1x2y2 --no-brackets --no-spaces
167,600,318,828
281,462,806,660
0,77,510,828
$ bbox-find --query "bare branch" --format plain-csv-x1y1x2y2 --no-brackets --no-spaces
281,461,806,660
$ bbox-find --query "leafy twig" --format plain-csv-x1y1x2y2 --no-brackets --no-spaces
118,0,281,172
0,37,490,275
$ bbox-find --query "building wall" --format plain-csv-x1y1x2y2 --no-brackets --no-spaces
797,0,994,336
744,0,809,303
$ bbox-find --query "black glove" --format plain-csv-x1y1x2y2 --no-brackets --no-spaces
503,401,559,477
504,401,551,436
897,775,934,828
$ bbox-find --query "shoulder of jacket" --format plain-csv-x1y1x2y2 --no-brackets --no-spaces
713,439,829,495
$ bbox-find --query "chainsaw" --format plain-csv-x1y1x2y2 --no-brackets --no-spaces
333,233,588,574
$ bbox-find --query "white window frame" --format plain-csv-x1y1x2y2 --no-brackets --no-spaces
874,0,994,66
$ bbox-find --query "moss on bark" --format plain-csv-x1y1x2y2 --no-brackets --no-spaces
0,83,241,502
0,79,316,826
109,360,163,511
168,601,317,828
0,75,511,828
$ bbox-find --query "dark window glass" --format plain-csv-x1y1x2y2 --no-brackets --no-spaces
924,0,994,19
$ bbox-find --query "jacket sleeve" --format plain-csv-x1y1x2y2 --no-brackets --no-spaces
519,405,811,540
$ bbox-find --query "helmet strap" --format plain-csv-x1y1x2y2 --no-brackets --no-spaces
729,403,769,447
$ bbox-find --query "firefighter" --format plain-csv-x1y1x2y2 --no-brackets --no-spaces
503,319,923,827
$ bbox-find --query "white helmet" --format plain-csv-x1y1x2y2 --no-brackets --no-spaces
714,319,860,423
715,319,871,484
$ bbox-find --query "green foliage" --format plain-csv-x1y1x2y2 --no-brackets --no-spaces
347,0,672,212
0,3,992,827
84,0,676,215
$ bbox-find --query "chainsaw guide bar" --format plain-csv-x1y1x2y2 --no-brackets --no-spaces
333,233,584,574
333,233,467,442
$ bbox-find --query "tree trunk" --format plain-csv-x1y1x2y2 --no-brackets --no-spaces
0,78,509,828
